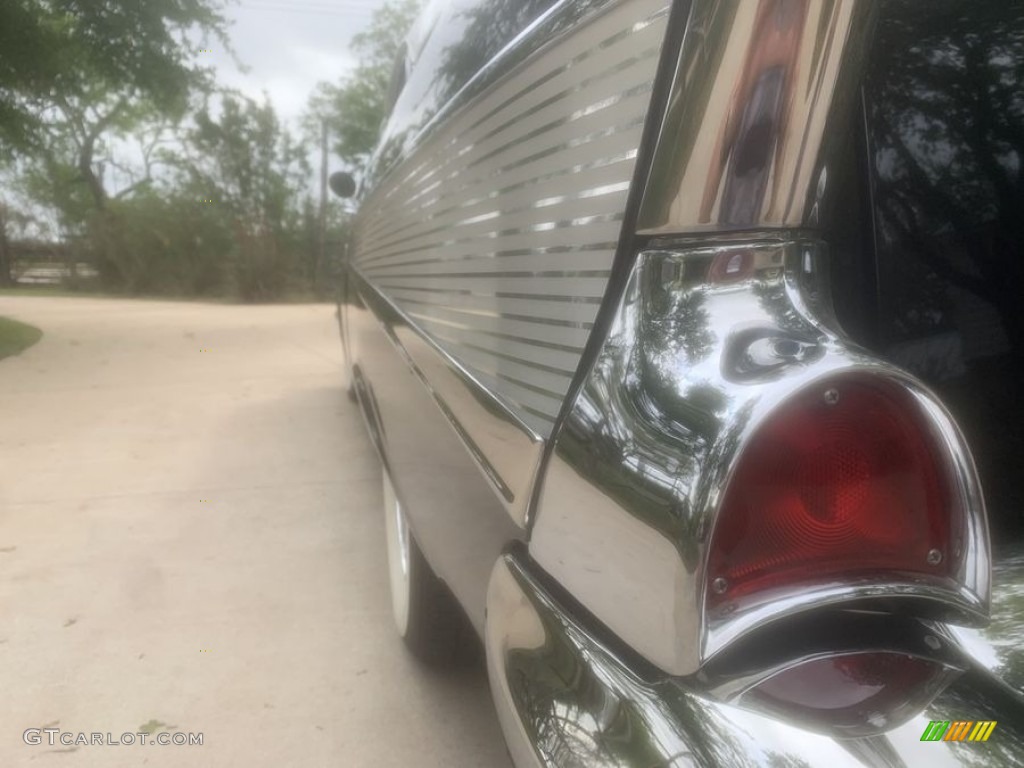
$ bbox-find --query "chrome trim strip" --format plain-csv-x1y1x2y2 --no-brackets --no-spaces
485,556,547,768
352,268,543,527
637,0,875,233
361,240,623,275
381,291,604,330
530,239,992,675
698,611,968,708
362,151,640,256
349,364,388,471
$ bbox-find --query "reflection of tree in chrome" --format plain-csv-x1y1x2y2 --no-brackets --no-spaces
752,280,812,335
506,606,817,768
432,0,622,110
362,0,606,193
987,547,1024,690
433,0,554,103
908,546,1024,767
642,286,715,369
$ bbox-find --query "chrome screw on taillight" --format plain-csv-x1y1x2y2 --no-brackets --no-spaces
823,388,840,406
927,549,943,566
712,577,729,595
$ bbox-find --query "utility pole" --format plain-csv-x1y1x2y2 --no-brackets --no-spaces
317,118,328,288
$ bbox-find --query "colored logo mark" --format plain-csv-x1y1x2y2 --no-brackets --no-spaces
921,720,997,742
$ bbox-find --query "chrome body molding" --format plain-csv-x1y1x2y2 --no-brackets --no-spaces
486,551,1018,768
529,239,991,675
349,363,387,469
353,0,672,437
485,555,548,768
637,0,875,233
352,268,543,527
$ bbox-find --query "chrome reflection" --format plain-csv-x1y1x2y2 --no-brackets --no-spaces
484,552,959,768
530,238,991,676
696,611,965,738
486,553,707,768
638,0,875,232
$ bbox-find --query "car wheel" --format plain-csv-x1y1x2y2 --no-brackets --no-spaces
382,469,469,665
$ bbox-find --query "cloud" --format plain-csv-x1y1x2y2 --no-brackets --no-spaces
212,1,381,128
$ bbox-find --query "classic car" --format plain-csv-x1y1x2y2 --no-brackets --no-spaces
331,0,1024,765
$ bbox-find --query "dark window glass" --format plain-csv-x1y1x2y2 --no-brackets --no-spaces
364,0,557,189
862,0,1024,534
390,0,556,147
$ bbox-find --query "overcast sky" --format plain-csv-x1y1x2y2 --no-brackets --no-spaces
210,0,389,129
6,1,392,236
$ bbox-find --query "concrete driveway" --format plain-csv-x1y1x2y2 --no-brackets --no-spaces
0,296,511,767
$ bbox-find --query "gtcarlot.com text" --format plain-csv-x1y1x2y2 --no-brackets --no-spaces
23,729,203,747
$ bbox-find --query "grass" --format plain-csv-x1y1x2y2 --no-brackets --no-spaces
0,284,108,299
0,316,43,361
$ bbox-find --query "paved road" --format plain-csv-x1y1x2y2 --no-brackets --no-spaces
0,296,512,768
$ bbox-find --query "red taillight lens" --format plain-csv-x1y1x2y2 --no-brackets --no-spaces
744,653,948,733
707,376,959,609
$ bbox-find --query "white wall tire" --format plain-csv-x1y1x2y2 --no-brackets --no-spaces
381,469,473,665
383,470,411,636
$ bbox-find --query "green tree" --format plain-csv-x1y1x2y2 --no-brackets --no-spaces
1,0,229,292
0,0,228,159
181,93,311,301
305,0,420,172
99,189,233,296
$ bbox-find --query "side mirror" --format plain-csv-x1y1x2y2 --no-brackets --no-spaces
329,171,356,199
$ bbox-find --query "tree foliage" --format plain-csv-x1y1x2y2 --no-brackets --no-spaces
183,93,311,300
867,0,1024,350
189,96,308,231
1,0,369,302
0,0,234,295
0,0,227,157
305,0,420,172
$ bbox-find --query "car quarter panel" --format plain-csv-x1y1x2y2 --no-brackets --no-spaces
346,0,673,626
354,0,672,440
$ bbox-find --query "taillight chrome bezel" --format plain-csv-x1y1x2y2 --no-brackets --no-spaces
697,610,968,737
531,238,992,676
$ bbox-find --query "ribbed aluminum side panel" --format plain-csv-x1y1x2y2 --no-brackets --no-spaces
355,0,671,436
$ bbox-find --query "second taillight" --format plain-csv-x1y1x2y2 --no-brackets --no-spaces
707,375,961,610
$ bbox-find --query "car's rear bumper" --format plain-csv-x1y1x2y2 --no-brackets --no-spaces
485,551,1024,768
